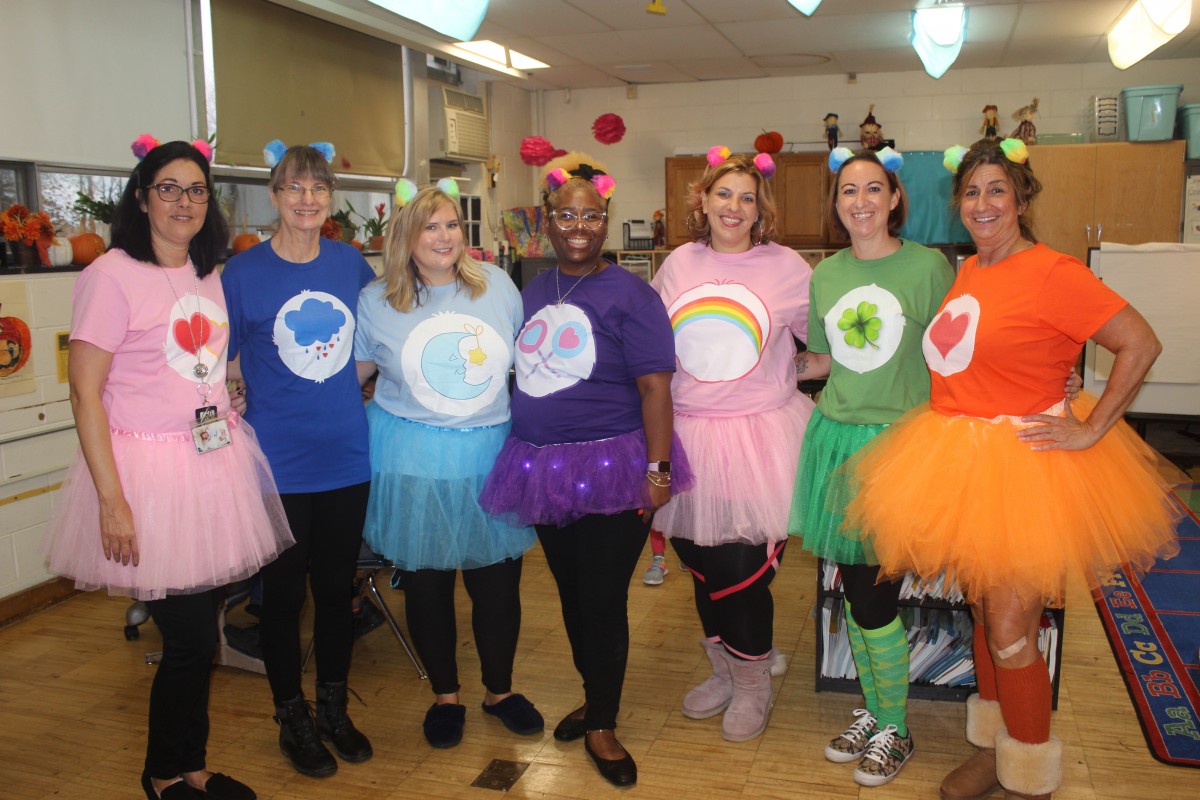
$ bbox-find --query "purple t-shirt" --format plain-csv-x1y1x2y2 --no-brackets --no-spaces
511,263,674,446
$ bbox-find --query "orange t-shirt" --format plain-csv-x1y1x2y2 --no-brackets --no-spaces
922,244,1127,418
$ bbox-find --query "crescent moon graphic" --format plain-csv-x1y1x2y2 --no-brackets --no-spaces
420,332,494,401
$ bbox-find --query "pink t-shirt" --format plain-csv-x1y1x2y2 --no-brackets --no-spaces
652,241,812,417
71,248,230,434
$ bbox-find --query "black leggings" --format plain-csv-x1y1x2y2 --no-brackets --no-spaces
839,562,902,631
669,537,785,659
399,557,524,697
144,589,221,779
258,482,369,704
537,510,648,731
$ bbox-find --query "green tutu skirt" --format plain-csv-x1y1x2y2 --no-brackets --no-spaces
788,407,886,565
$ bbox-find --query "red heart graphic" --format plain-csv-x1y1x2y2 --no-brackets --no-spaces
558,327,581,350
929,311,969,359
173,313,212,355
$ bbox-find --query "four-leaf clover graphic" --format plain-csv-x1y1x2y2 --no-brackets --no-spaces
837,301,881,349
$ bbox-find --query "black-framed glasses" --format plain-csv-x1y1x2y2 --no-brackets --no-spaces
146,183,211,203
550,210,607,230
278,183,332,199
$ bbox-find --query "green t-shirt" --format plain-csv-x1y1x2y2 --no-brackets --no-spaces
808,240,955,425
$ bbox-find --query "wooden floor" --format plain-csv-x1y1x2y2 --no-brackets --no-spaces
2,542,1196,800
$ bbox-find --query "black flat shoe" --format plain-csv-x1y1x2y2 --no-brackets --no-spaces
482,694,545,736
423,702,466,748
584,734,637,787
197,773,256,800
553,707,587,742
141,771,201,799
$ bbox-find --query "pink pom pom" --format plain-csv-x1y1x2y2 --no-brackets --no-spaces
520,136,558,166
191,140,214,163
592,113,626,145
131,134,160,161
545,168,571,191
707,145,731,167
753,152,776,179
592,174,616,199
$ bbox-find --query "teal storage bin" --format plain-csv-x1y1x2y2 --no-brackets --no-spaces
1180,104,1200,158
1121,84,1183,141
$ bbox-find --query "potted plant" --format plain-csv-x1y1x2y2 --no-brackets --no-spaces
355,203,388,251
72,191,117,245
329,206,359,245
1,204,56,269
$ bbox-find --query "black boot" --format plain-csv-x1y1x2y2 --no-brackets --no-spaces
274,695,337,778
315,681,374,762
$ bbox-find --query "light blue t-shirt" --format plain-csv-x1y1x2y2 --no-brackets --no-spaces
354,264,523,428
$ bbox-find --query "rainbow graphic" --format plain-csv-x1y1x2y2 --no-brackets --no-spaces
670,296,765,354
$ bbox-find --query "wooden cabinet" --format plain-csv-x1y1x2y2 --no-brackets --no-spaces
1027,141,1184,262
664,153,830,247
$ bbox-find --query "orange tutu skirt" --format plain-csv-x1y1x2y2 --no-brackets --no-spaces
841,393,1180,605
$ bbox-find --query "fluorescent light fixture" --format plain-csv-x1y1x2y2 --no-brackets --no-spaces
458,39,507,64
910,5,968,79
1108,0,1191,70
508,50,549,70
366,0,489,42
787,0,823,15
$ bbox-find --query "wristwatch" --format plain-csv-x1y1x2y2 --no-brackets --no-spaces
647,461,671,473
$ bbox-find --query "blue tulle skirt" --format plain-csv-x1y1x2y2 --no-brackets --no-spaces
363,404,535,571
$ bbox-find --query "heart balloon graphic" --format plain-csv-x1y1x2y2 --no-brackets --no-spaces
173,313,212,355
928,311,968,359
557,327,581,350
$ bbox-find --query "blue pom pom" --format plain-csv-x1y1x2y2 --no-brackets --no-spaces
263,139,288,168
309,142,336,163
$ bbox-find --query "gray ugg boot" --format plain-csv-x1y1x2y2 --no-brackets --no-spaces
721,654,774,742
682,639,734,719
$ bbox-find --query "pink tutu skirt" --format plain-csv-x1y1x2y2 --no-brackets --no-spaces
655,392,814,546
43,414,293,600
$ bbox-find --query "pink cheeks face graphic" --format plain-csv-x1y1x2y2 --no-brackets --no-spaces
515,307,596,397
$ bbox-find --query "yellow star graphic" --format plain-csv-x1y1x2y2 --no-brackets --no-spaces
467,346,487,366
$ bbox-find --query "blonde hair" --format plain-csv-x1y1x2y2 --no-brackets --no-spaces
684,153,778,245
539,151,614,216
379,186,487,312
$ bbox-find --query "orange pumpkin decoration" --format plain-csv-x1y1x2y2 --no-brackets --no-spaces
0,303,32,378
69,233,106,266
350,240,364,251
754,130,784,154
232,233,261,254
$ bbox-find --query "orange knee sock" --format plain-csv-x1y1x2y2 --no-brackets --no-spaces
995,659,1052,743
973,623,998,701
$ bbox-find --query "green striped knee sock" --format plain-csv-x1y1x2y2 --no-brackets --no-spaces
861,615,910,737
844,602,879,715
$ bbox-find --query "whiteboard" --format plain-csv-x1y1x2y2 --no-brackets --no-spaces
1084,244,1200,415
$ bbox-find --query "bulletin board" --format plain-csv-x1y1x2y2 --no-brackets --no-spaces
1083,244,1200,415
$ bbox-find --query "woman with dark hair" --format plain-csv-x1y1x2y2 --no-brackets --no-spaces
44,138,292,800
650,147,812,744
844,138,1179,800
222,142,375,779
480,152,691,787
788,147,955,787
354,180,541,749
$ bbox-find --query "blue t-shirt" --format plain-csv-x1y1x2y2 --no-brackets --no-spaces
511,263,675,446
222,238,375,492
354,264,523,428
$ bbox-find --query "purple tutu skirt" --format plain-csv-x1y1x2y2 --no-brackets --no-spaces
42,414,293,600
480,429,693,527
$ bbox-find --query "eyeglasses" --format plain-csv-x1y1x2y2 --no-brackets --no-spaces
278,183,332,199
550,210,607,230
147,183,211,203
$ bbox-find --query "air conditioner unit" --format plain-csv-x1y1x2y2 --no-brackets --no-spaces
432,87,489,163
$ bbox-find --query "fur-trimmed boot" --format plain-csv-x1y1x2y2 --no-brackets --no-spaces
722,654,774,742
940,695,1004,800
995,727,1062,800
682,639,733,719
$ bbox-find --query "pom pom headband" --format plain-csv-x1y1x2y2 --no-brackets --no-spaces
394,177,461,208
827,146,904,174
544,163,616,200
706,145,775,179
943,138,1028,173
130,134,214,163
263,139,336,168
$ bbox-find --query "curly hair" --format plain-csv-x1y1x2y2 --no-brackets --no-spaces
951,138,1043,243
540,151,614,216
683,153,777,246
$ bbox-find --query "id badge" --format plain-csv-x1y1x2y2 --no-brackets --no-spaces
192,417,232,454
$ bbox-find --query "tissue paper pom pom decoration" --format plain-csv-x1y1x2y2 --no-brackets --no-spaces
394,178,418,207
521,136,559,166
706,145,731,166
592,174,616,199
263,139,288,168
753,153,776,179
311,142,336,163
999,138,1029,164
876,146,904,173
943,145,969,174
435,177,461,200
131,134,160,161
191,139,214,163
592,113,626,145
545,168,571,191
827,147,855,173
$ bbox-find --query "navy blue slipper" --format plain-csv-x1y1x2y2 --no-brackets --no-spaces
423,703,466,748
482,694,545,736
